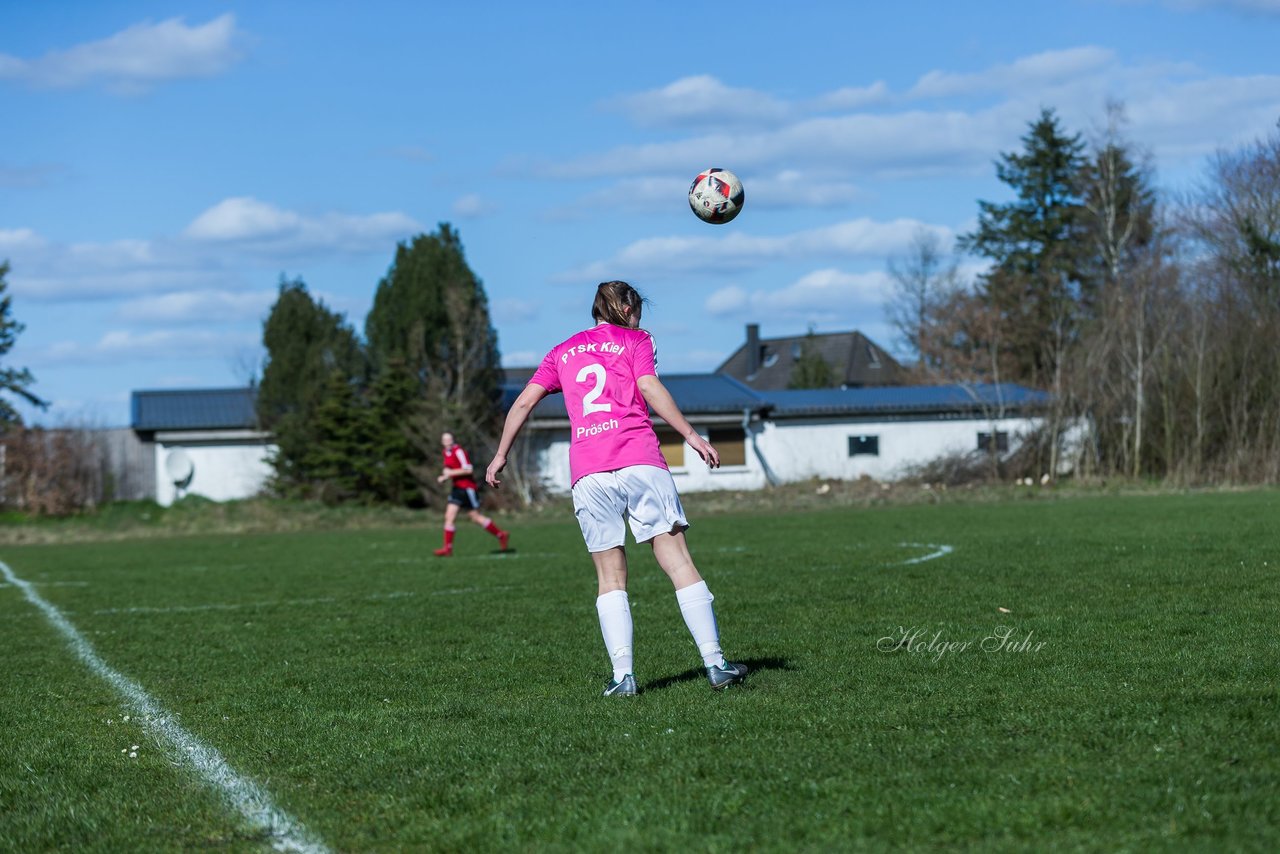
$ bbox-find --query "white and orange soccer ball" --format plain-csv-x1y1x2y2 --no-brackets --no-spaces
688,167,744,224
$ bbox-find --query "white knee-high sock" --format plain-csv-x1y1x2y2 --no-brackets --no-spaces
675,580,726,668
595,590,634,681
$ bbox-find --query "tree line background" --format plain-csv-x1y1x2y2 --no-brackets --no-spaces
253,223,510,507
884,105,1280,484
3,105,1280,512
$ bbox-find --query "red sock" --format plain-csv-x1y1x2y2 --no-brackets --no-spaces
443,527,455,549
484,521,503,537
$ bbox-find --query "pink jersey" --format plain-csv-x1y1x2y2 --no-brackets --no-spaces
529,323,668,486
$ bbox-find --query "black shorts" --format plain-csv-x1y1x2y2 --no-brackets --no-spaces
448,486,481,510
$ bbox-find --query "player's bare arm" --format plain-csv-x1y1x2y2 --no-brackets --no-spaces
437,463,473,483
486,383,549,487
636,374,720,469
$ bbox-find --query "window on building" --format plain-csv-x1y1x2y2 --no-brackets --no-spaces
708,426,747,466
655,426,685,468
849,435,879,456
977,431,1009,453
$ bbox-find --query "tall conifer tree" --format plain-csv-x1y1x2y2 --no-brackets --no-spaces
960,109,1089,385
365,225,503,494
257,276,366,496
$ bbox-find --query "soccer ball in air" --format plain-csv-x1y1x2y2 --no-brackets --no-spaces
688,168,744,224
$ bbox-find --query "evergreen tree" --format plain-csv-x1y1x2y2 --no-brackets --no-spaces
788,329,836,389
1078,105,1159,295
298,369,367,503
359,357,422,506
257,276,366,496
365,225,503,494
0,261,47,428
959,109,1089,385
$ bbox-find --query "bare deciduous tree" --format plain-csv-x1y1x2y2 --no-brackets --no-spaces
885,228,961,375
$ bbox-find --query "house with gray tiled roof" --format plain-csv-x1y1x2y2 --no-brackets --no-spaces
716,324,908,390
130,335,1056,503
503,372,1051,495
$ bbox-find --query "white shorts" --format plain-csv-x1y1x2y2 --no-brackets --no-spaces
571,465,689,553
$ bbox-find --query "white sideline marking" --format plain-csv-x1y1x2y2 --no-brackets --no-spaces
0,580,89,587
0,559,330,854
894,543,954,565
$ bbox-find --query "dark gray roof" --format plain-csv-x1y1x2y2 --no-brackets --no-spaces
717,329,907,390
658,373,767,413
759,383,1049,417
501,371,767,420
501,372,1045,422
132,387,259,431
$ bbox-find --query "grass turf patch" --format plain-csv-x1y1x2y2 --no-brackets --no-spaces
1,489,1277,851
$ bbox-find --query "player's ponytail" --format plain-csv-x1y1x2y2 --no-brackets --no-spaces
592,281,646,326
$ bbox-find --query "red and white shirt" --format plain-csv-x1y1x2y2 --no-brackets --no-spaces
443,444,478,489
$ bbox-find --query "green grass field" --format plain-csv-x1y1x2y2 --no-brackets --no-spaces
2,490,1277,852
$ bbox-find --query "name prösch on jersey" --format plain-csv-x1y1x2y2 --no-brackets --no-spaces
577,418,620,439
560,341,626,364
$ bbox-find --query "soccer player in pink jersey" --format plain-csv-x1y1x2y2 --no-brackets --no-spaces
485,281,748,696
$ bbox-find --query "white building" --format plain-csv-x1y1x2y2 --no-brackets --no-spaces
131,388,276,507
513,374,1051,495
128,373,1052,504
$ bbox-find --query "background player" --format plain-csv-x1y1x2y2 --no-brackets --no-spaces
435,431,509,557
484,281,748,695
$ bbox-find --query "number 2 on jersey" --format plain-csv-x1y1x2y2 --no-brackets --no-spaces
576,363,611,417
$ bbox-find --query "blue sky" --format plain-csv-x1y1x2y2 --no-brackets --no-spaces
4,1,1280,427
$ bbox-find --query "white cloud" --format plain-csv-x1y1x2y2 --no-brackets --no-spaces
548,169,862,221
36,329,260,367
501,350,545,368
6,231,232,300
704,268,893,321
558,218,952,281
550,48,1280,189
115,290,276,324
492,297,541,324
548,108,1011,181
608,75,792,129
807,81,891,112
452,193,498,218
0,228,46,251
185,197,301,241
746,170,863,210
6,199,419,301
183,197,421,255
704,285,748,315
908,47,1117,99
1152,0,1280,13
0,14,244,93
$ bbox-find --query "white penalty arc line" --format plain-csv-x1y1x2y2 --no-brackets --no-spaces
894,543,954,565
0,559,329,854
